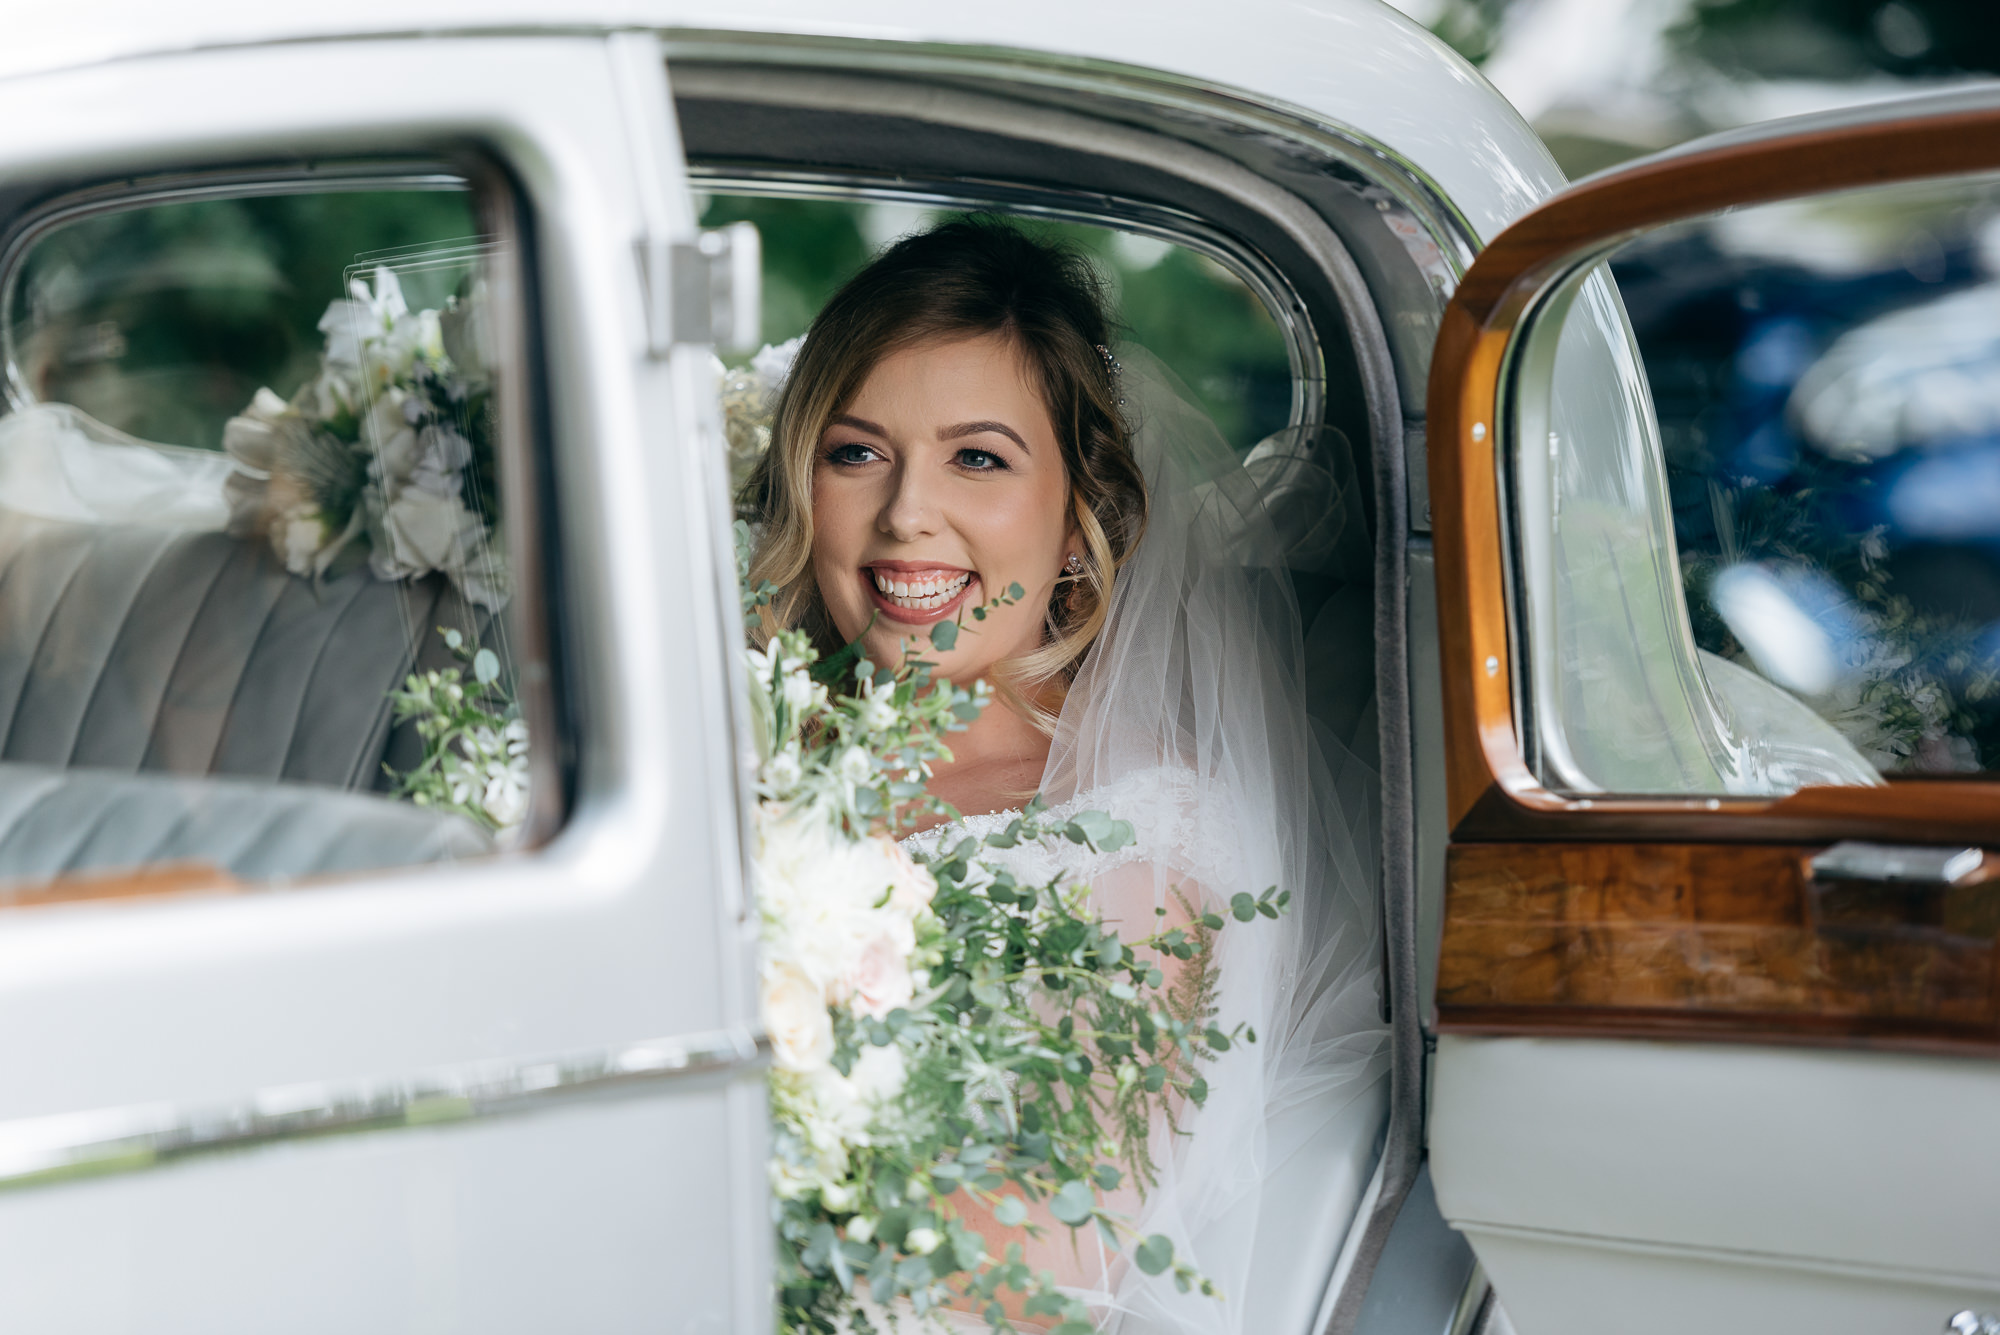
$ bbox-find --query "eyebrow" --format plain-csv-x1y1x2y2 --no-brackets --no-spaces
829,413,887,436
940,420,1029,453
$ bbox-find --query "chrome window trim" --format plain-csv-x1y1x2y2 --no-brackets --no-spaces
691,164,1323,435
0,1027,769,1193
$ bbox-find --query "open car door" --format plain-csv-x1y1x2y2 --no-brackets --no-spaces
0,31,765,1332
1425,92,2000,1334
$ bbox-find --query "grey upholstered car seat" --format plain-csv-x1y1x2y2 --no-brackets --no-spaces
0,510,492,882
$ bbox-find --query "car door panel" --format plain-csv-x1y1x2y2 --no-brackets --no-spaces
1425,92,2000,1335
0,34,763,1332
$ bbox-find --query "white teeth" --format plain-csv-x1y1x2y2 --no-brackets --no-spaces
869,570,970,611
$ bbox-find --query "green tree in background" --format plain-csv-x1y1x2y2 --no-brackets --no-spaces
1671,0,2000,80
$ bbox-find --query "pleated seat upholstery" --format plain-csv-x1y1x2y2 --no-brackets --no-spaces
0,511,492,880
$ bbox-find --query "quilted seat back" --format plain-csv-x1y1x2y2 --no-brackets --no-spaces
0,512,478,792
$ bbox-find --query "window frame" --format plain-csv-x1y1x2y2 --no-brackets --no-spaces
1431,100,2000,845
0,150,573,876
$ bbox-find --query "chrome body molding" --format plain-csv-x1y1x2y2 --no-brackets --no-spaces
0,1026,769,1193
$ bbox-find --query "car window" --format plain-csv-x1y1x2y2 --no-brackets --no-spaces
1513,170,2000,794
696,193,1296,453
0,176,545,902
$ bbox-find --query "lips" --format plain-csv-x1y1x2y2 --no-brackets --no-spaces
864,564,976,625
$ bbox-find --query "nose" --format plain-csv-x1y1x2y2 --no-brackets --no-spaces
877,457,941,543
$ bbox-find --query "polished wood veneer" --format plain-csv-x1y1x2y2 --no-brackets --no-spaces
1436,842,2000,1052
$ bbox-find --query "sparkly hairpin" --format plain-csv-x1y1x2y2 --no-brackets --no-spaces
1095,343,1125,406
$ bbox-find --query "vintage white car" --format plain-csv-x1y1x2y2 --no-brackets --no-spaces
1,3,1996,1333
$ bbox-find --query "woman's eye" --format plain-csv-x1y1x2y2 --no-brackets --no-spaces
955,448,1006,471
825,442,879,466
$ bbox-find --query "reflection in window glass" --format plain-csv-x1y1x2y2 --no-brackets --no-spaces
1615,174,2000,774
0,182,532,903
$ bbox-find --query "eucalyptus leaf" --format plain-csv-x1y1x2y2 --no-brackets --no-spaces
1135,1234,1175,1276
1049,1179,1095,1226
993,1195,1028,1227
472,648,500,685
929,619,959,652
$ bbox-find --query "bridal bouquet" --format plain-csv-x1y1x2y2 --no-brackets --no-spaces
742,526,1282,1334
221,265,507,610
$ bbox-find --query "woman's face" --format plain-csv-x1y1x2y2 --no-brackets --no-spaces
810,332,1073,687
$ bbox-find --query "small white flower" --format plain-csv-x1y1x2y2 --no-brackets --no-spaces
763,749,803,792
846,1216,875,1243
781,668,820,714
837,746,872,787
482,757,530,830
820,1180,857,1213
856,683,898,734
904,1227,940,1256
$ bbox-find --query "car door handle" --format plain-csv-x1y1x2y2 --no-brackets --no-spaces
1807,841,1998,940
1809,841,1987,886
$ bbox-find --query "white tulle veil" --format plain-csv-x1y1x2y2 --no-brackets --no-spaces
1041,346,1389,1333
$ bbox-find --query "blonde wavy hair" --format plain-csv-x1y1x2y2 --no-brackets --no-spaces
739,219,1148,727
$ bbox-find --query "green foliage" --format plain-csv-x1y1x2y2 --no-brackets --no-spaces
745,531,1287,1331
1670,0,2000,80
386,627,527,832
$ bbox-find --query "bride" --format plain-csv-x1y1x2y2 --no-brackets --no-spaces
742,220,1386,1334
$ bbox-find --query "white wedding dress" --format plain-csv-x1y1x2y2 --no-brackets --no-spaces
890,351,1390,1335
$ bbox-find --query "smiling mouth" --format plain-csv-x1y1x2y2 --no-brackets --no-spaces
867,567,974,623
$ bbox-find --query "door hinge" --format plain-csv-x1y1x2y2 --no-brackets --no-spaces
639,220,761,357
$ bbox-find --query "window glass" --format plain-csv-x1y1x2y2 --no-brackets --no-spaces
1515,171,2000,793
0,180,537,902
696,193,1295,451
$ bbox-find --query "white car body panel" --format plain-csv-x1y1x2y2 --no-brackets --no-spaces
3,7,1969,1335
0,33,766,1334
3,0,1565,247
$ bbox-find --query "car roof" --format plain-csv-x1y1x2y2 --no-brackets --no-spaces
9,0,1560,244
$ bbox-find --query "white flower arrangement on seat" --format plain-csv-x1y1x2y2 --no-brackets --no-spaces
222,265,507,610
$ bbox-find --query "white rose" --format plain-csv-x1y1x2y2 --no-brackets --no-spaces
365,390,421,479
820,1180,858,1213
905,1227,940,1256
846,932,914,1020
377,488,480,575
881,839,936,916
762,964,834,1073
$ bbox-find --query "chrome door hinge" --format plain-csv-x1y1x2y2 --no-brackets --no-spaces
638,221,761,357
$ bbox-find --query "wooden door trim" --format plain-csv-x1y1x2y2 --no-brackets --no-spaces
1429,104,2000,840
1435,841,2000,1054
